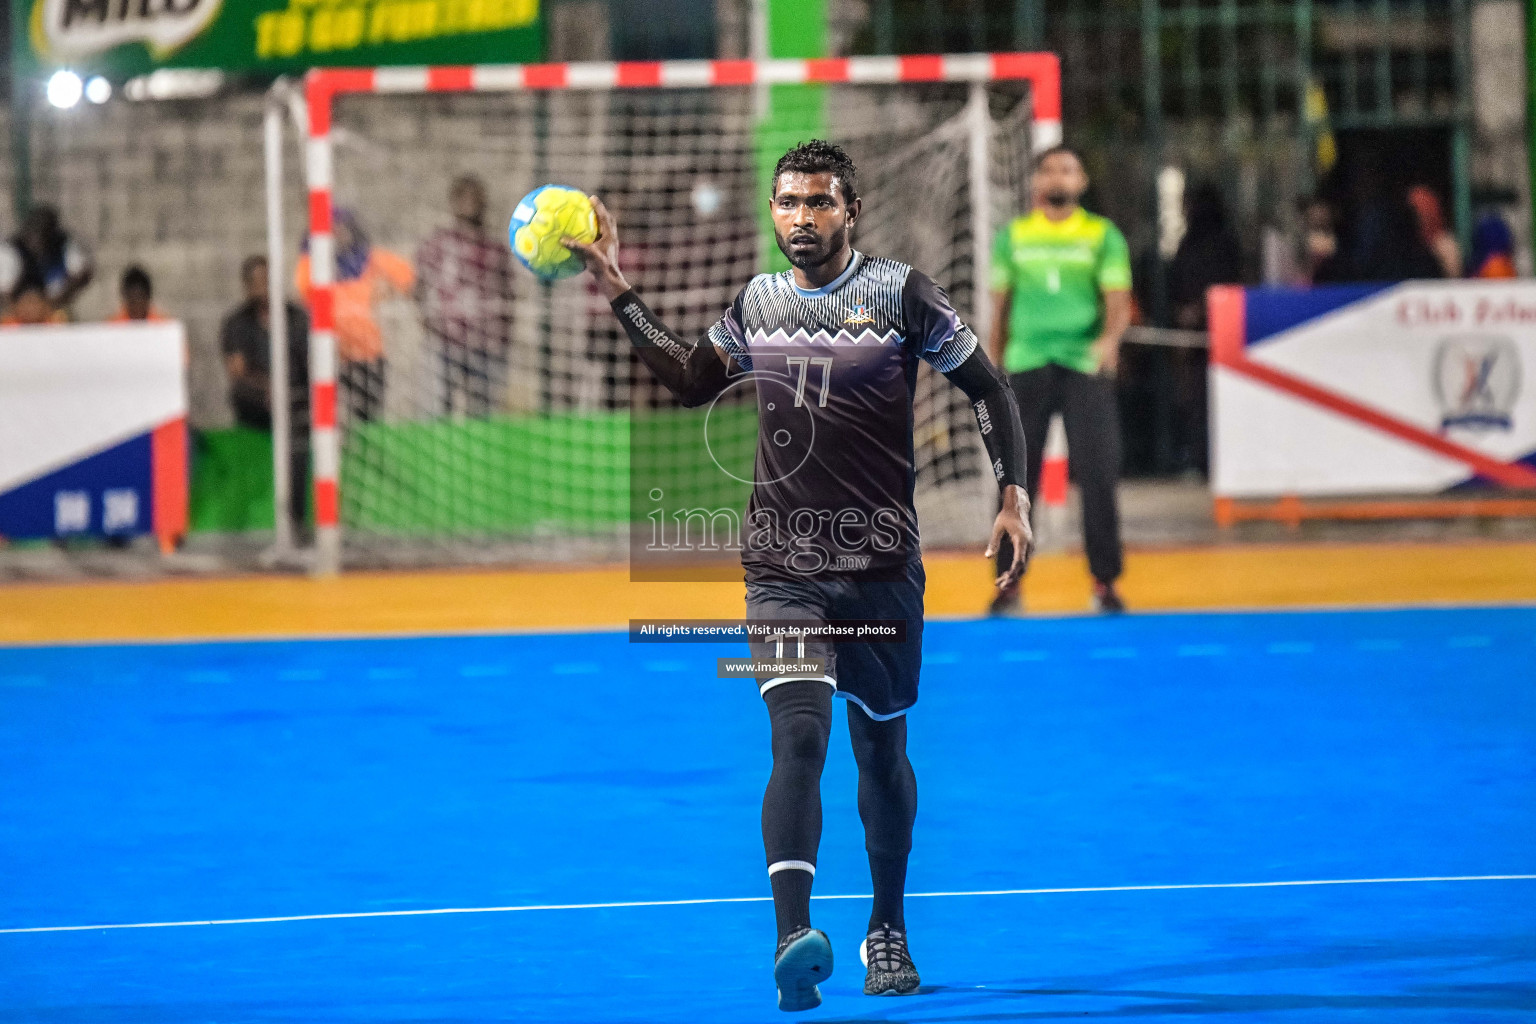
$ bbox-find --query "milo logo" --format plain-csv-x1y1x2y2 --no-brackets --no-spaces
34,0,222,59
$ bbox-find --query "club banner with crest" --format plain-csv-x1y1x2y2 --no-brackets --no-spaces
12,0,542,82
1208,282,1536,497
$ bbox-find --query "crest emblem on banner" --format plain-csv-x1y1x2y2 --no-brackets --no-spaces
1432,334,1521,431
34,0,222,60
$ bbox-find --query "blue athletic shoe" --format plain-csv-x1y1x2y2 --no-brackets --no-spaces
774,927,833,1011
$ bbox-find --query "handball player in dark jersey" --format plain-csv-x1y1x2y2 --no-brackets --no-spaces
565,140,1032,1011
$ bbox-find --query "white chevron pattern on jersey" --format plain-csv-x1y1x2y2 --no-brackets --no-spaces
736,253,909,339
744,328,902,349
709,253,975,372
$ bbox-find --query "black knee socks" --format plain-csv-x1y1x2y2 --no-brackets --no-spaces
848,704,917,933
759,683,919,941
762,681,833,941
769,867,815,941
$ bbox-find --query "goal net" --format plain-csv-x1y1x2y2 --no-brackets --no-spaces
288,55,1060,572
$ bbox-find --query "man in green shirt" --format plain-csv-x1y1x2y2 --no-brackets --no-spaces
988,144,1132,614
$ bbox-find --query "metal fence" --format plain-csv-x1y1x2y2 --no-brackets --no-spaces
833,0,1472,310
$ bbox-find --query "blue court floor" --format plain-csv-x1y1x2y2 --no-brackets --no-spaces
1,607,1533,1022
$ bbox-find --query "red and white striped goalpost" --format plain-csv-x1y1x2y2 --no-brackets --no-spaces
297,52,1062,575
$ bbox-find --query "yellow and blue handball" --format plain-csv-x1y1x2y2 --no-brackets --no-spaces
509,184,597,281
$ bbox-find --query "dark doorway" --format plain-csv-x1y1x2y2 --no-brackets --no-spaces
1331,127,1453,208
1323,127,1454,282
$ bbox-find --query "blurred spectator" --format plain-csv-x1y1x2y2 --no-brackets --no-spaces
221,255,311,531
1163,183,1240,478
1366,195,1444,280
0,206,94,316
1167,184,1241,330
1407,186,1461,279
1301,197,1348,284
223,256,310,429
0,284,67,326
296,209,414,423
1342,172,1442,282
1467,213,1518,279
416,175,514,417
110,265,170,322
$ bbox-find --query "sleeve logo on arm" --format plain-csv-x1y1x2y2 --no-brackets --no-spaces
843,305,875,325
622,300,689,364
973,398,994,435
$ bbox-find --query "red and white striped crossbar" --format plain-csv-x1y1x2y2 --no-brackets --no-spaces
306,52,1059,121
301,52,1061,571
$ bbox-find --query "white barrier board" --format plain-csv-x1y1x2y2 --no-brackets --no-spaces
1210,282,1536,498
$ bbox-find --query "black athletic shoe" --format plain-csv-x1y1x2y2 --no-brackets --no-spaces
860,923,920,996
774,927,833,1011
1092,581,1126,614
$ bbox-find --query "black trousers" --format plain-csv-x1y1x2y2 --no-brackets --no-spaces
993,363,1124,586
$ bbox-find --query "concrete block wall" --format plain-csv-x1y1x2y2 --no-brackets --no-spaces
7,87,620,430
12,92,310,429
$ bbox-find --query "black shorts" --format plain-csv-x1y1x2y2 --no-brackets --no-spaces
744,559,925,720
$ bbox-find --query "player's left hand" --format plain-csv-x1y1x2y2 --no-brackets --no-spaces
985,484,1033,589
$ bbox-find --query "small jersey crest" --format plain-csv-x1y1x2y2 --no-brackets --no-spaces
843,304,875,325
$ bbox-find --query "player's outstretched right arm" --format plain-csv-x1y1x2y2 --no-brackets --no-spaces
563,197,730,408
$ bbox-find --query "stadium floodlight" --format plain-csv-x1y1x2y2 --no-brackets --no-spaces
84,76,112,104
46,70,83,109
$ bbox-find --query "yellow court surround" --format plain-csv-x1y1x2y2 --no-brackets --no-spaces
1,542,1534,646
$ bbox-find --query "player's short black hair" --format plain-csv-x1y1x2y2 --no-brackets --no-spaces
120,264,152,296
1034,143,1086,170
773,139,858,206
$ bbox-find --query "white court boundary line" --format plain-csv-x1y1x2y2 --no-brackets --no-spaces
3,874,1531,936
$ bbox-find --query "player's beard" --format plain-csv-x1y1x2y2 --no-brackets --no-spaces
1043,189,1074,209
776,221,849,271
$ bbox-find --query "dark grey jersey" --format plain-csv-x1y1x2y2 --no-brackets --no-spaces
706,251,978,579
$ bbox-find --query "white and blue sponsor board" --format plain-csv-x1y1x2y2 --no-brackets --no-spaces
0,322,188,542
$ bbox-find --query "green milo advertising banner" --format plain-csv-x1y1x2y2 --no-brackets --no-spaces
12,0,543,80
